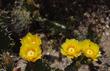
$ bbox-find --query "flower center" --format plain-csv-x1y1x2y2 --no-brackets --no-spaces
32,41,36,44
27,50,35,57
87,49,93,55
68,47,74,52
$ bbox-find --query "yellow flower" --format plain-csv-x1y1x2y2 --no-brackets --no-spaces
60,39,81,59
79,39,101,61
19,33,42,62
20,33,42,47
19,45,42,62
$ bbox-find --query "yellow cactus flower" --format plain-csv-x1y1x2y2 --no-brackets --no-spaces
60,39,81,59
79,39,101,61
20,33,42,46
19,33,42,62
19,45,42,62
